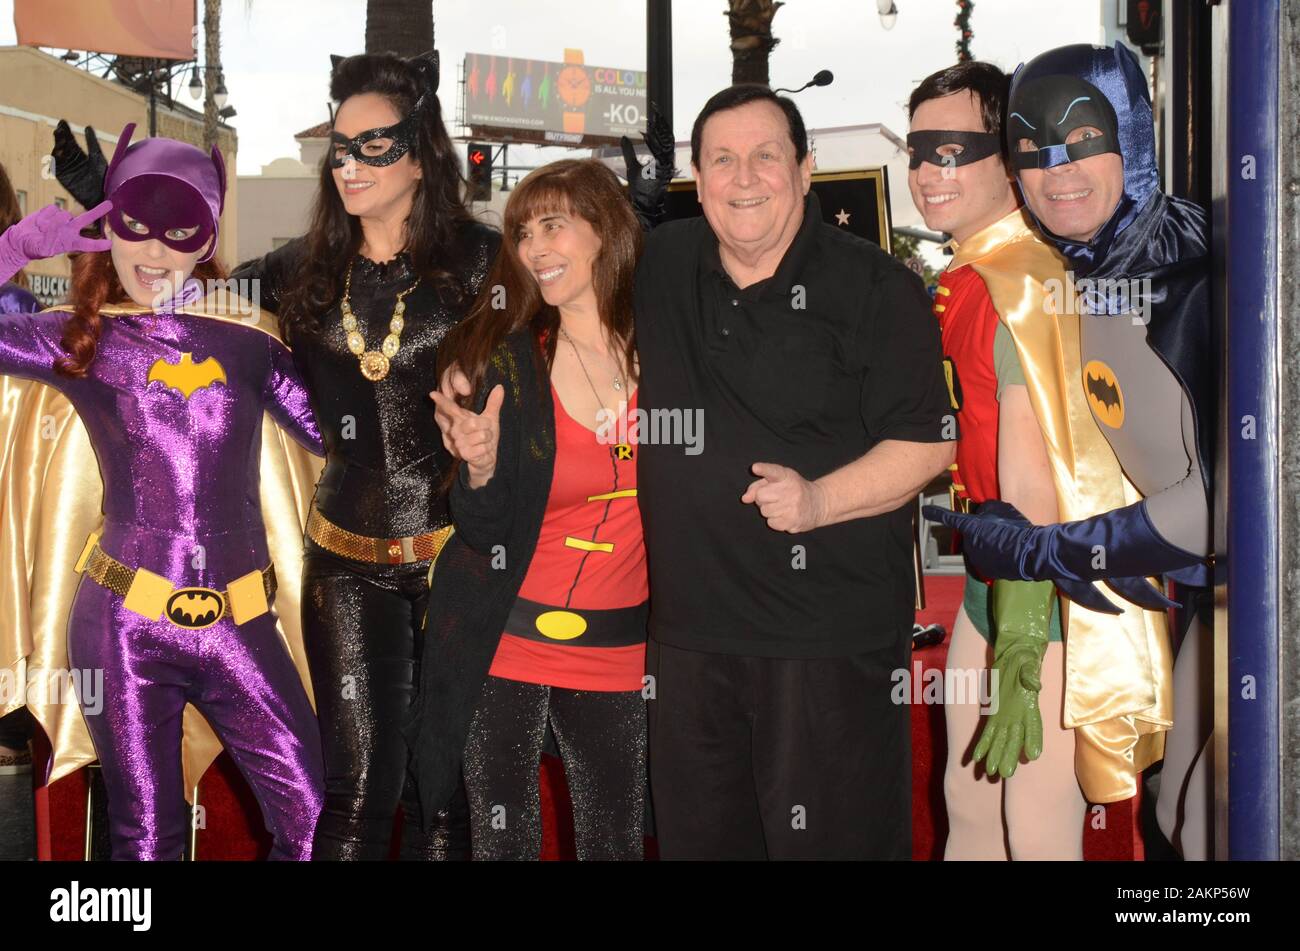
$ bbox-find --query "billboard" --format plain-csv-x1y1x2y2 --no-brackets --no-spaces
462,50,646,148
14,0,197,60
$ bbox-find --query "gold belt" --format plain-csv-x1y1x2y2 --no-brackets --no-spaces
74,531,275,629
306,507,454,565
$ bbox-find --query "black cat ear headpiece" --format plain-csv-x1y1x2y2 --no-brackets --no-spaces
326,51,442,169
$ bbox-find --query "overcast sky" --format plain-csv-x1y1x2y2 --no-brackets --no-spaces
3,0,1105,175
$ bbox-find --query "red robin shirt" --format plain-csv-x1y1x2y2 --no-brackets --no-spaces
936,264,1025,507
487,385,648,692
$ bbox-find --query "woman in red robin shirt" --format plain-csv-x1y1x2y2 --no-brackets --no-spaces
429,159,647,860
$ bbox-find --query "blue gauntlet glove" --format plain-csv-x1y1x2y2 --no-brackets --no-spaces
922,499,1206,615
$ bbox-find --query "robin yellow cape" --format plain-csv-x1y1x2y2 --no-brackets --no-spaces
950,207,1172,803
0,289,323,797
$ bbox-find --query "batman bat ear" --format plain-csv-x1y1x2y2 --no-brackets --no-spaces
330,53,345,73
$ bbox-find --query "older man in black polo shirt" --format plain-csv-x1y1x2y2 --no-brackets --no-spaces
637,85,955,860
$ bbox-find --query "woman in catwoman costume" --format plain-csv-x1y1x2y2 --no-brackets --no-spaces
233,52,499,859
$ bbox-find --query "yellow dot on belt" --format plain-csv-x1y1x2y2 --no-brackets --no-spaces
535,610,587,640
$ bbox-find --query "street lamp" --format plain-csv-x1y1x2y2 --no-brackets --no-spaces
188,67,202,100
213,73,228,110
877,0,899,30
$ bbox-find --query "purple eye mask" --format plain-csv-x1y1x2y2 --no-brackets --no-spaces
107,176,214,254
102,123,226,262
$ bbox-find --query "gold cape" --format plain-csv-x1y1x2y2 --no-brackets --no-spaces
949,208,1172,803
0,290,324,797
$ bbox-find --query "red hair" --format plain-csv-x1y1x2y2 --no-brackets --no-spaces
56,251,228,378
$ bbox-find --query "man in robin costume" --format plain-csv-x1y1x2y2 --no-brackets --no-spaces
909,61,1091,859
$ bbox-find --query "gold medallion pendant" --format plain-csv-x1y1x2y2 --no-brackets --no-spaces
340,259,420,382
359,350,391,381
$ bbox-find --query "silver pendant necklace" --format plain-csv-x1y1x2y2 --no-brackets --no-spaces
560,326,624,408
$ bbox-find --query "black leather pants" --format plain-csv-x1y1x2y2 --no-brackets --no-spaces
301,538,469,860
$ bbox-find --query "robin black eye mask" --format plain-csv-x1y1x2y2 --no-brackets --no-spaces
1007,75,1121,170
329,100,423,169
906,130,1002,170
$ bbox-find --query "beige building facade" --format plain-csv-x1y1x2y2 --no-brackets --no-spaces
0,46,238,305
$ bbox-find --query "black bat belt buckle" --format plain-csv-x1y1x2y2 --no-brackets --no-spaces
165,586,226,629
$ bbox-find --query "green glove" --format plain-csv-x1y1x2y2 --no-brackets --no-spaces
973,579,1054,777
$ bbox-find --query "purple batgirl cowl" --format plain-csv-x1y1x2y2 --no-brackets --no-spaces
0,295,325,860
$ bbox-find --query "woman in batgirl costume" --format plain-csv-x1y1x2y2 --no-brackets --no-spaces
0,125,325,860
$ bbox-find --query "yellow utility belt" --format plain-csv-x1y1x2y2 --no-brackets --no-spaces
74,531,275,630
306,507,454,565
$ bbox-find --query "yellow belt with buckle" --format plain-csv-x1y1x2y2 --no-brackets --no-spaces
306,507,454,565
74,531,275,630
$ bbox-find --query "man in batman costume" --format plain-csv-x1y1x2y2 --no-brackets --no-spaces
926,43,1214,858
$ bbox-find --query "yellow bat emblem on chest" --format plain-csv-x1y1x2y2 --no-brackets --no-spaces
147,352,227,399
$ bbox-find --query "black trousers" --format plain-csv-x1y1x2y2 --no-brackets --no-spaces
463,675,647,861
646,637,911,860
302,539,468,860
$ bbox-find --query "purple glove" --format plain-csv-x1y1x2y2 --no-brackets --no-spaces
0,201,113,285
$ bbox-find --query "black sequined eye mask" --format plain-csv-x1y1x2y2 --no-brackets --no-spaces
329,99,424,169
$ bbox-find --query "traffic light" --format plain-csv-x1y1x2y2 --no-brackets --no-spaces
467,143,492,202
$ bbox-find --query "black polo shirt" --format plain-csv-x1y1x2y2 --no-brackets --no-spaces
634,191,952,658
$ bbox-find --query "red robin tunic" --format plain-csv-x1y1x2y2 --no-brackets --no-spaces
937,257,1063,644
936,265,1001,507
487,385,648,691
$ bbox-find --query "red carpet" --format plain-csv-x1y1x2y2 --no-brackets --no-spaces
32,575,1141,860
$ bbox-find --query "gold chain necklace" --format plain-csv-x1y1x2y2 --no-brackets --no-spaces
340,259,421,382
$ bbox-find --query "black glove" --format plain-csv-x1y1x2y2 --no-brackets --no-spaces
52,120,108,211
620,103,676,229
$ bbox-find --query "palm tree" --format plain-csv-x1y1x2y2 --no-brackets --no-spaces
727,0,784,86
203,0,221,150
365,0,434,57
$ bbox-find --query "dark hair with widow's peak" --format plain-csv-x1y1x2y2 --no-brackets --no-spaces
908,61,1012,163
435,158,642,420
278,52,476,344
56,250,227,378
690,84,808,169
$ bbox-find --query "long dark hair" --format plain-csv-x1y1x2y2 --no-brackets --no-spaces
278,52,475,344
437,159,642,405
0,160,29,289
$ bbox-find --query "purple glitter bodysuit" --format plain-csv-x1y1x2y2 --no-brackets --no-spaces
0,302,325,859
